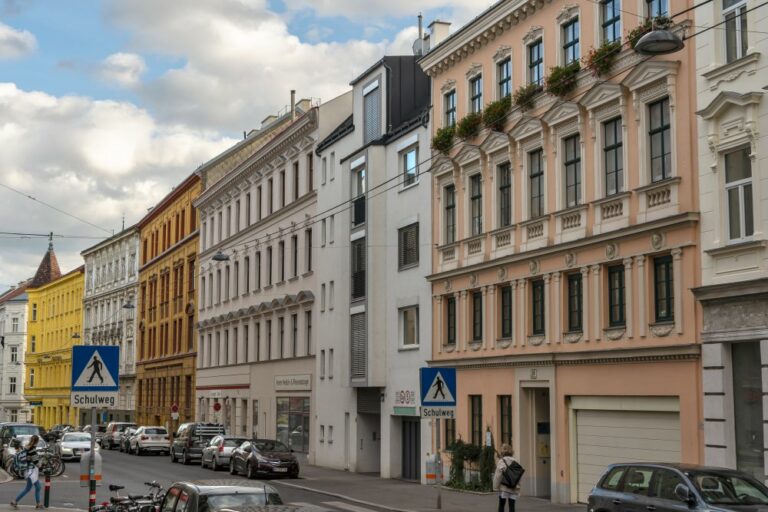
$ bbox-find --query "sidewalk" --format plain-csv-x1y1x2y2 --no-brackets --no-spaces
276,465,584,512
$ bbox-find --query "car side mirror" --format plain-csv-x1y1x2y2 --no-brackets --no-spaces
673,483,693,504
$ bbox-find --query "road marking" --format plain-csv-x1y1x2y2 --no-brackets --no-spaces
289,502,331,511
322,501,381,512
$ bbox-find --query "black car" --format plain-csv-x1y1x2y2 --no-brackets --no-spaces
587,463,768,512
229,439,299,479
170,423,226,465
159,481,282,512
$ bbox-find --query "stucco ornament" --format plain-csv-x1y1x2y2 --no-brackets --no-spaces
493,45,512,62
605,243,618,260
564,252,577,268
465,63,482,80
650,232,666,250
650,323,674,337
497,267,507,281
529,260,540,275
527,334,546,346
563,332,582,344
441,79,456,94
604,327,626,341
444,280,452,292
469,273,479,286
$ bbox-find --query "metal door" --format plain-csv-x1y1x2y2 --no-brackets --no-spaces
401,417,420,481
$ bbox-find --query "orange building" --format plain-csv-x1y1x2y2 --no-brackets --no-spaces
136,173,200,429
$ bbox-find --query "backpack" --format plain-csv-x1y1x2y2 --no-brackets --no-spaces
13,450,27,473
501,458,525,488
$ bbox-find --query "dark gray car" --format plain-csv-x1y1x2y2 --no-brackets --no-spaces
587,463,768,512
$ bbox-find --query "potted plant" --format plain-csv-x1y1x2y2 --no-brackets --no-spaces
512,82,542,112
432,125,455,154
545,61,581,98
584,40,622,77
482,95,512,132
628,15,672,49
456,112,483,140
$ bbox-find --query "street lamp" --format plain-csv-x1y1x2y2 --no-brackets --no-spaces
634,27,685,55
212,251,230,262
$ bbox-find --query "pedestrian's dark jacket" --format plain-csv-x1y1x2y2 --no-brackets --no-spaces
21,447,39,470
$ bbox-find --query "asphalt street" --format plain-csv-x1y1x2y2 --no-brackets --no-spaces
0,449,390,512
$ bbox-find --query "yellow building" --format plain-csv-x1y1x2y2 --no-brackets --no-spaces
24,243,85,429
136,172,200,429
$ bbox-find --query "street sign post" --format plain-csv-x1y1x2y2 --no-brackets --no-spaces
420,367,456,511
71,345,119,511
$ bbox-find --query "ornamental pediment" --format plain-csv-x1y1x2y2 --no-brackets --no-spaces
696,90,764,120
580,83,623,110
453,143,482,167
479,131,509,156
431,155,456,178
509,117,543,141
296,290,314,302
541,101,580,126
622,60,679,92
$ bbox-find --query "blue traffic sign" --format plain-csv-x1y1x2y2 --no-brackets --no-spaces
420,367,456,407
71,346,119,392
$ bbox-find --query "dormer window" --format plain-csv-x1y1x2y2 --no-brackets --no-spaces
363,79,381,144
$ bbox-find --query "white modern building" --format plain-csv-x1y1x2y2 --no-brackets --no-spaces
195,93,351,461
81,227,140,424
693,0,768,481
314,55,433,481
0,281,32,423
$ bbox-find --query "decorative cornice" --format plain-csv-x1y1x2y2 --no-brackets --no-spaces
556,4,579,23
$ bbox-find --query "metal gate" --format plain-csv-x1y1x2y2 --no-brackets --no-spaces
401,417,420,481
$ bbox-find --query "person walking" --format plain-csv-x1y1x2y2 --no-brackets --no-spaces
493,444,520,512
10,434,43,509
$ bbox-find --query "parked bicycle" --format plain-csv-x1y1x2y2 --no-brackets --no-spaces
6,445,64,479
92,481,164,512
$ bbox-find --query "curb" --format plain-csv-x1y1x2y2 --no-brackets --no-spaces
0,470,13,485
273,481,419,512
438,485,494,496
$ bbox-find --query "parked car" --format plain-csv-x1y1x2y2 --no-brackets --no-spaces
159,481,282,512
0,424,44,450
119,427,138,453
229,439,299,479
2,435,48,471
587,463,768,512
170,423,225,465
129,426,170,456
104,422,137,450
55,432,98,461
201,436,248,471
83,424,108,446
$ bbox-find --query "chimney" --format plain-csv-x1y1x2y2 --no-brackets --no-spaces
429,20,451,47
418,13,423,40
290,90,296,121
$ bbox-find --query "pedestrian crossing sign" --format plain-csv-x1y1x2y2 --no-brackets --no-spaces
420,367,456,408
71,346,119,409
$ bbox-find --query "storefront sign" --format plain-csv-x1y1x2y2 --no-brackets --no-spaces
394,389,417,406
393,406,418,416
274,374,312,391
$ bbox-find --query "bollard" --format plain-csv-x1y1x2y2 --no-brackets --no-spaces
43,471,51,508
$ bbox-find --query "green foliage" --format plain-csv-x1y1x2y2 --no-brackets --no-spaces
456,112,483,140
483,95,512,131
446,439,483,488
584,41,622,77
628,16,673,49
432,125,455,154
512,82,542,112
479,432,495,491
545,61,581,98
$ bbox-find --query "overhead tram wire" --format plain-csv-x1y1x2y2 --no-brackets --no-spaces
0,231,107,240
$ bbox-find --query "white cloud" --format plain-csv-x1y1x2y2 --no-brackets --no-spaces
99,52,146,88
282,0,485,20
386,26,419,55
0,20,36,59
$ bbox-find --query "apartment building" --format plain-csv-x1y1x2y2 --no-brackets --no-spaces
419,0,700,503
0,280,32,423
692,0,768,481
80,226,139,424
314,56,433,480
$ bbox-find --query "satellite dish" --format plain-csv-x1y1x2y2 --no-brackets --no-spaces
412,38,425,57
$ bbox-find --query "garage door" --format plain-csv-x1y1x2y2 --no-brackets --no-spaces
575,410,681,503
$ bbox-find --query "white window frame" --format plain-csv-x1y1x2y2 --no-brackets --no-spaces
443,89,457,128
467,171,484,237
469,74,483,114
723,146,754,243
723,0,748,62
490,155,514,230
400,306,419,348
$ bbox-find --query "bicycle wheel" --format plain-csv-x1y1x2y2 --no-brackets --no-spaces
52,458,65,477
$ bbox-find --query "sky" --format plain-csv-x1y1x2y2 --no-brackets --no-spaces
0,0,495,290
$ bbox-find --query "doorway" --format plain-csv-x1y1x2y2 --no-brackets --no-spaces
522,387,551,498
401,417,421,481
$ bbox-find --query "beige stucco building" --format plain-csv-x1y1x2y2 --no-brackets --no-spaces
419,0,702,503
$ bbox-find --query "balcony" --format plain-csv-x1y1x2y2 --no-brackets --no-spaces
463,235,485,265
352,196,366,227
637,177,681,224
351,270,366,300
491,226,516,259
554,205,588,244
437,243,459,272
520,216,549,252
593,192,631,235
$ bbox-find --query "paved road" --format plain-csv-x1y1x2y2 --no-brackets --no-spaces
0,449,390,512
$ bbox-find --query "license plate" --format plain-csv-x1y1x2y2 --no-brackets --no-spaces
273,467,288,473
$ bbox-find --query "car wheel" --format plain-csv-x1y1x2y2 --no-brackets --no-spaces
181,450,189,465
246,463,257,480
229,459,236,475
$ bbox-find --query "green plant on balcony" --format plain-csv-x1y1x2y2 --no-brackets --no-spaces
432,125,455,154
513,82,542,112
584,40,622,77
482,95,512,132
456,112,484,140
628,15,672,49
545,61,581,98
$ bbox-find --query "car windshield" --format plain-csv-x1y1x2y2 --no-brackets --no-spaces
62,434,90,442
145,428,167,435
11,426,40,436
204,492,282,510
223,439,247,448
689,471,768,505
253,440,289,452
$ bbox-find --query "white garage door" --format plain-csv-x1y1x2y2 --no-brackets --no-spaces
575,410,681,503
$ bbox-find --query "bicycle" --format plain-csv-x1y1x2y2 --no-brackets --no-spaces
93,481,164,512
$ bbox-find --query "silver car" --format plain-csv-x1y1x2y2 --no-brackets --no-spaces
201,436,248,471
56,432,98,461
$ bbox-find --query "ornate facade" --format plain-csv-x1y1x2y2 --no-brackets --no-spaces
0,281,32,423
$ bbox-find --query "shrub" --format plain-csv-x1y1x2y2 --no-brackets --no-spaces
513,82,542,112
432,125,455,154
545,61,581,98
584,41,622,77
479,433,495,491
628,16,672,49
483,96,512,131
456,112,483,140
447,439,483,488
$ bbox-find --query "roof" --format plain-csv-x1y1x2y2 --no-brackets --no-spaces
138,172,200,229
316,114,354,155
81,224,138,257
29,242,62,288
0,279,32,305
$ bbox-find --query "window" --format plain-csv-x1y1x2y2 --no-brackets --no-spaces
351,238,366,299
445,185,456,244
10,346,17,363
320,350,325,379
725,147,754,241
246,193,251,226
291,314,298,357
470,174,483,236
444,90,457,127
497,163,512,227
470,395,482,446
31,304,37,321
444,418,456,449
226,206,231,237
293,161,300,201
278,241,285,282
329,215,335,243
8,376,16,395
532,279,545,335
267,178,274,214
255,252,261,289
623,467,653,496
329,281,334,310
529,149,544,218
608,265,626,327
305,229,313,273
470,75,483,113
11,317,18,332
472,291,483,342
244,257,250,294
528,40,544,85
497,58,512,98
401,307,418,346
500,285,513,339
599,466,627,491
652,469,686,502
398,223,419,269
602,0,621,43
321,283,326,311
216,269,222,302
233,261,239,296
29,369,34,388
646,0,668,17
724,0,748,62
280,170,286,207
403,147,418,187
564,134,581,207
353,167,366,226
257,186,263,221
446,296,456,345
307,153,314,192
305,310,312,355
30,336,35,353
649,98,672,182
235,200,241,233
562,18,580,64
266,320,272,360
604,118,623,195
266,247,273,286
291,235,299,277
567,273,583,332
363,82,381,144
278,317,284,358
654,255,674,322
499,395,512,445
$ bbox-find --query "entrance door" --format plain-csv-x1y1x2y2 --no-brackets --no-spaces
401,418,420,481
524,387,551,498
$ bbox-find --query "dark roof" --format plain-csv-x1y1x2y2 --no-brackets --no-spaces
350,57,387,86
316,115,354,155
29,243,62,289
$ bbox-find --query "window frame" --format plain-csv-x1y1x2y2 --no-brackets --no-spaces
444,185,457,244
567,273,583,332
646,0,668,17
603,117,624,196
499,395,512,445
654,255,674,323
648,97,672,183
446,296,457,345
601,0,622,43
529,149,544,218
724,146,754,242
472,291,483,342
470,395,483,446
444,90,457,127
469,75,483,114
402,146,419,187
531,279,545,335
528,39,544,85
723,0,748,62
608,265,626,327
400,306,419,348
563,134,582,208
500,285,513,339
498,162,512,228
397,223,420,270
469,174,483,236
497,58,512,99
562,17,580,64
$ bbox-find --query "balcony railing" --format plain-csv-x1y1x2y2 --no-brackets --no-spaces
352,196,366,226
351,270,366,300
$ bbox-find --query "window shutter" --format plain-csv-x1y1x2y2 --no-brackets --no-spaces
364,87,381,144
350,313,367,379
398,224,419,268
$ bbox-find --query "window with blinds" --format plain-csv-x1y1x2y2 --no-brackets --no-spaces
398,223,419,269
351,312,367,380
363,84,381,144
